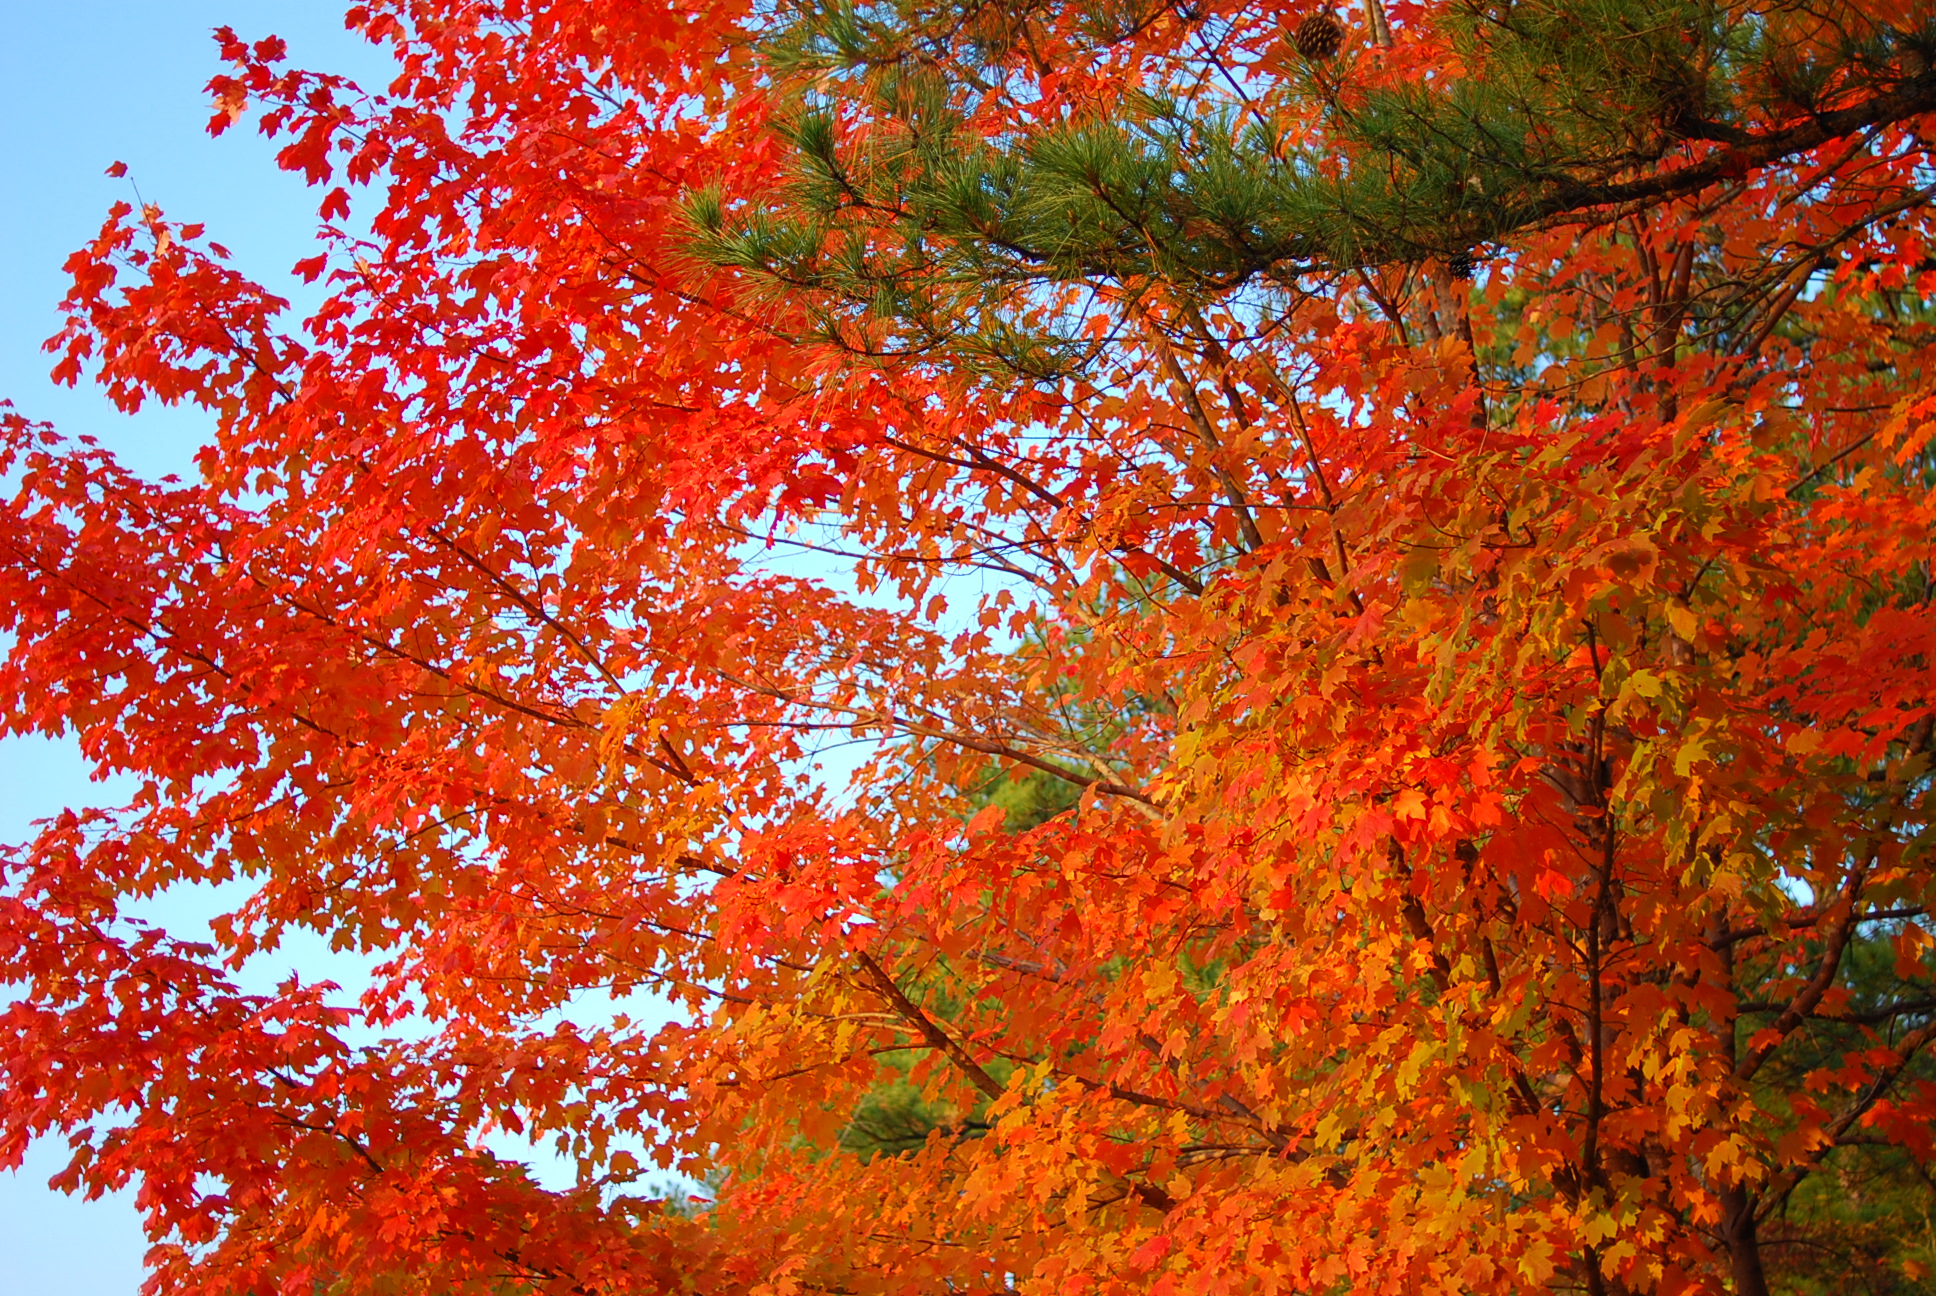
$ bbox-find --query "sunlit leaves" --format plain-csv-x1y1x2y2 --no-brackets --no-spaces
2,1,1935,1294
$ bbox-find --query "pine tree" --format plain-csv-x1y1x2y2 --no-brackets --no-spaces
688,0,1936,380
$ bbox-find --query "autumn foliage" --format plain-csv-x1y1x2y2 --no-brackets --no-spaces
5,1,1936,1293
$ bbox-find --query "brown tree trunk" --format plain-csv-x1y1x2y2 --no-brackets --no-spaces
1721,1186,1771,1296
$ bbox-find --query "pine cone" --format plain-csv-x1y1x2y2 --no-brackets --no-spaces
1447,252,1477,281
1293,11,1345,60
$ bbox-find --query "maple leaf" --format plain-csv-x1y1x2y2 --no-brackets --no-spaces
4,2,1935,1295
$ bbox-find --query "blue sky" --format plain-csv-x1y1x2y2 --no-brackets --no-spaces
1,6,392,1290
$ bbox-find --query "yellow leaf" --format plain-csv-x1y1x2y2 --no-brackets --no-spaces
1665,601,1698,641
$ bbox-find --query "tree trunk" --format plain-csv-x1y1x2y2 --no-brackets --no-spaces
1721,1186,1771,1296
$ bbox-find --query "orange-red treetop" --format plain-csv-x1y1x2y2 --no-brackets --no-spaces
3,2,1934,1294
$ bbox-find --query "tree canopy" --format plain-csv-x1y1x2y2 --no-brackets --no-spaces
3,2,1935,1294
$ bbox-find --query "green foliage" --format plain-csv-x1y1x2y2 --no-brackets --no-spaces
686,0,1936,377
837,1058,995,1158
977,764,1084,832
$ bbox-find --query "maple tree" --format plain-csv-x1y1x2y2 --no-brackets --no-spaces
4,0,1936,1293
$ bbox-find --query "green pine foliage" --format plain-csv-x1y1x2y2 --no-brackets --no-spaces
975,763,1086,833
684,0,1936,378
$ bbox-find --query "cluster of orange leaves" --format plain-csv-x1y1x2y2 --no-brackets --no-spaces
2,2,1934,1294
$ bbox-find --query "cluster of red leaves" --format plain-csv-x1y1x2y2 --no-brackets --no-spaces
3,2,1934,1295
